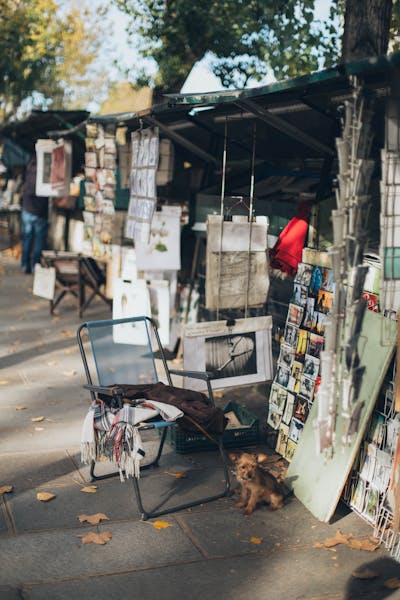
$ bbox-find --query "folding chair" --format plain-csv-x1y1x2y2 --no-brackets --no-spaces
77,315,231,520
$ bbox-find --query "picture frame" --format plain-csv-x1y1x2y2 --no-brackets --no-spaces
183,316,273,391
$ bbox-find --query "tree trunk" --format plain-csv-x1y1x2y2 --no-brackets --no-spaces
341,0,393,62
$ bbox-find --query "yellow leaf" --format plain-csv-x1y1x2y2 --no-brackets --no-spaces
164,471,186,479
47,360,58,366
0,485,13,494
249,536,263,544
78,513,109,525
214,391,223,398
31,416,45,422
78,531,112,545
37,492,56,502
0,380,9,385
15,406,27,410
384,578,400,589
61,329,73,337
152,520,172,530
34,427,44,431
81,485,98,493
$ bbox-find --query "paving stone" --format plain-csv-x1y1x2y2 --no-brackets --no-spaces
0,520,201,587
23,548,400,600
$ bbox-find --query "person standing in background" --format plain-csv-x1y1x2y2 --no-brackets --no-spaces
21,157,49,274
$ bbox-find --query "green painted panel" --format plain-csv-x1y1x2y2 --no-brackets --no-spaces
286,310,396,522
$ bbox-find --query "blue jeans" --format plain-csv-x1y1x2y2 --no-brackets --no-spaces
21,210,48,272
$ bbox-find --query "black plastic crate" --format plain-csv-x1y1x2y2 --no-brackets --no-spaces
164,401,259,453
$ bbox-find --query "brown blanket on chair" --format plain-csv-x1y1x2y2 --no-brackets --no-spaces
99,382,226,435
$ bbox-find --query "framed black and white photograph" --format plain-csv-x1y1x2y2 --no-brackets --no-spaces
183,316,273,391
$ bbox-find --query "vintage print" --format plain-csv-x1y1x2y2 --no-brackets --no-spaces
275,363,291,388
293,396,309,423
284,323,299,347
321,268,335,293
282,392,295,425
303,354,320,380
307,333,324,358
309,266,323,295
267,405,282,430
278,343,295,368
276,423,290,456
295,329,308,361
269,383,288,413
288,417,304,444
287,303,304,327
299,374,315,401
292,283,308,307
302,297,315,329
285,439,297,463
315,290,333,314
311,311,327,335
294,262,313,287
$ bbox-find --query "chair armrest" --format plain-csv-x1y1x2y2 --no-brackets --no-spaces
168,369,214,381
83,384,123,398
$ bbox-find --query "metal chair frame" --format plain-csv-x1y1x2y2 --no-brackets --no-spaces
77,315,231,520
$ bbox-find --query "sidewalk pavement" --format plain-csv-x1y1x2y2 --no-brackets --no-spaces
1,254,400,600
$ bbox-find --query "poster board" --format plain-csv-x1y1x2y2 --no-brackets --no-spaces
35,139,56,197
135,206,181,271
183,316,273,391
33,265,56,300
286,310,396,522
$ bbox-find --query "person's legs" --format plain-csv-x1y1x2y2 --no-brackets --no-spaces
32,215,48,267
21,210,34,273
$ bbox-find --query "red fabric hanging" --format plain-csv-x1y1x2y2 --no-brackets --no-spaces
269,203,310,276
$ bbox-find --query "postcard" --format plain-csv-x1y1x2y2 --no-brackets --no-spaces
86,123,98,138
85,137,96,152
295,329,308,361
278,343,295,368
85,152,97,168
321,268,335,293
269,382,288,413
287,303,304,327
350,477,366,512
282,392,295,425
307,333,324,358
292,283,308,307
284,323,299,347
299,374,315,401
293,396,309,423
316,290,333,314
104,138,116,155
83,195,96,212
302,297,315,329
309,266,323,295
294,262,313,286
267,405,282,430
289,417,304,443
364,486,379,522
104,154,116,170
311,311,326,335
85,181,96,196
276,423,289,456
84,166,96,181
303,354,320,380
275,363,291,388
285,439,297,462
291,360,303,393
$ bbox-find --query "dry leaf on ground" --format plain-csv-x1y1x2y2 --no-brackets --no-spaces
249,536,263,544
34,427,44,431
152,520,172,530
80,486,98,493
384,578,400,589
164,471,186,479
0,485,13,494
78,531,112,545
348,538,380,552
63,370,77,377
214,391,223,398
37,492,56,502
15,406,27,410
61,329,73,338
31,416,45,422
47,361,58,367
314,530,353,549
0,380,9,385
352,569,379,579
78,513,109,525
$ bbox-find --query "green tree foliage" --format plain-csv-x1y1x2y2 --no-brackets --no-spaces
0,0,108,121
113,0,338,92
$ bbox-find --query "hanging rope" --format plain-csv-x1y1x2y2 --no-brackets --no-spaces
216,117,228,320
244,122,257,319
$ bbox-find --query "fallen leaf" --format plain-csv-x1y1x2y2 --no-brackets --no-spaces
0,380,9,385
152,520,172,530
214,391,223,399
78,531,112,545
384,578,400,589
352,569,380,579
15,406,27,410
164,471,186,479
0,485,13,494
81,485,98,493
31,416,45,422
315,530,353,549
63,370,77,377
47,361,58,367
249,536,263,544
61,329,73,338
34,427,44,431
347,538,380,552
78,513,109,525
63,348,76,355
37,492,56,502
30,305,40,311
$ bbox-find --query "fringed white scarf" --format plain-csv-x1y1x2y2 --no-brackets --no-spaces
81,399,183,481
